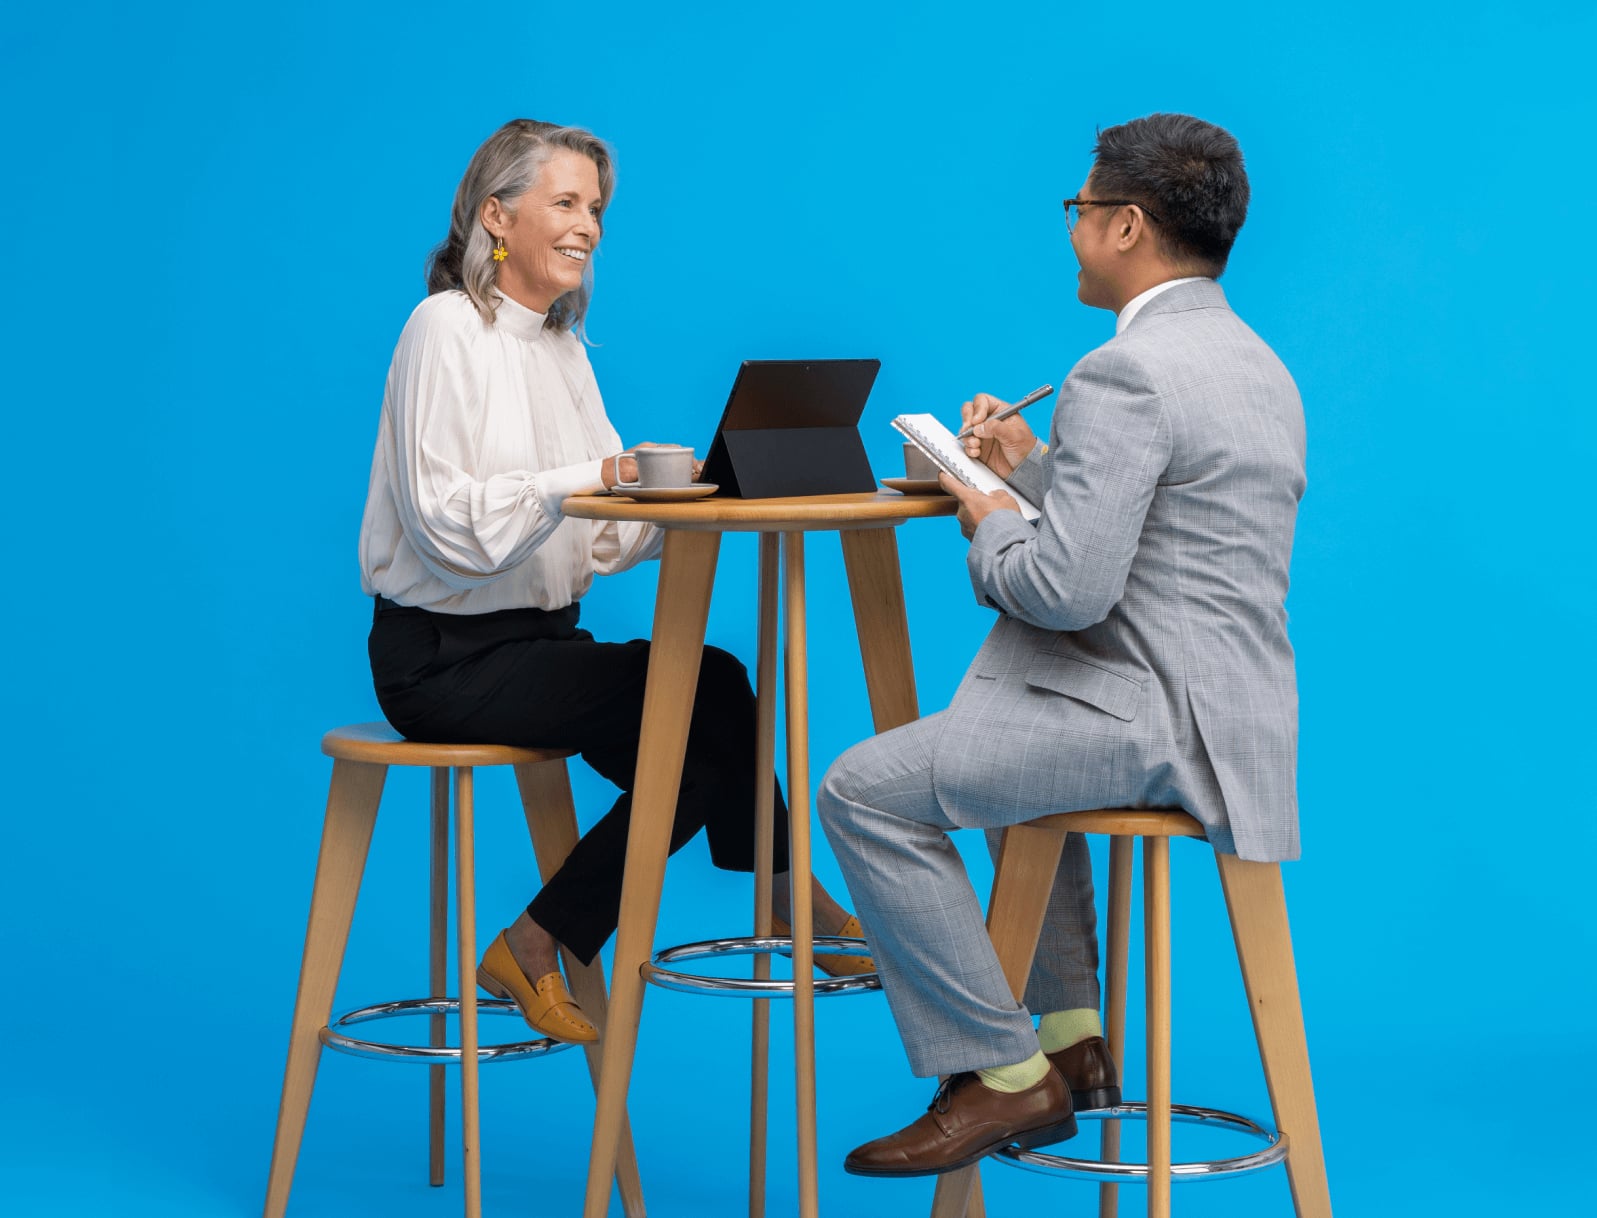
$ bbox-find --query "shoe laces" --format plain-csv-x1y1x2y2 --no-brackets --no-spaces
929,1076,957,1115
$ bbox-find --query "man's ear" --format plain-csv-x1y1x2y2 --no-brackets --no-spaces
1115,206,1149,253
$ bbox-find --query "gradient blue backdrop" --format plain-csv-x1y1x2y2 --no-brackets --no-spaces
4,2,1592,1215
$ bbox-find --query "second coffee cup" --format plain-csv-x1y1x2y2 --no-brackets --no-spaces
619,444,696,489
903,442,940,481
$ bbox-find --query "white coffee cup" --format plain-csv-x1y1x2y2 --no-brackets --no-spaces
617,444,695,490
903,442,940,481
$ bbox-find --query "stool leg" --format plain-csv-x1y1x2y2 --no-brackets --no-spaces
429,767,449,1188
930,822,1070,1218
1145,837,1171,1218
783,532,821,1218
1216,856,1332,1218
454,767,482,1218
931,1169,979,1218
749,532,780,1218
263,759,386,1218
513,760,647,1218
1099,834,1134,1218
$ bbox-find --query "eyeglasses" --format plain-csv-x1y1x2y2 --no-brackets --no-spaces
1062,197,1163,232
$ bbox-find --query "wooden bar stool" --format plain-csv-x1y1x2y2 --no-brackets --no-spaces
930,809,1331,1218
262,723,645,1218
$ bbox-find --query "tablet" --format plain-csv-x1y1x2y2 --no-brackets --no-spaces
700,359,880,498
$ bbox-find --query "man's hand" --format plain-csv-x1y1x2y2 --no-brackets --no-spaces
941,473,1022,540
961,392,1038,479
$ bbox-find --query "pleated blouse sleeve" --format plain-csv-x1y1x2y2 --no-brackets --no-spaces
578,356,664,575
385,295,597,585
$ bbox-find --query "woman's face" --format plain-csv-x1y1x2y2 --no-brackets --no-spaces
485,149,604,313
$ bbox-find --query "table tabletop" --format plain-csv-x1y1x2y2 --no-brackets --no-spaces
563,489,957,531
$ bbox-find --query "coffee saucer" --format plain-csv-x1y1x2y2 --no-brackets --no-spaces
614,482,719,502
881,477,945,495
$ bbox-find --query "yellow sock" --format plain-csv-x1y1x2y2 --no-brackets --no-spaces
1037,1008,1103,1054
976,1050,1050,1093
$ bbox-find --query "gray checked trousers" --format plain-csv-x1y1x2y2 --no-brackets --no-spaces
818,710,1100,1078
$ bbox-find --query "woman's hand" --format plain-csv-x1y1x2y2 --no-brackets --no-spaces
601,452,638,489
602,441,703,489
960,393,1038,480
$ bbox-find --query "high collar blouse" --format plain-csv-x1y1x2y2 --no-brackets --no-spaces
359,289,661,613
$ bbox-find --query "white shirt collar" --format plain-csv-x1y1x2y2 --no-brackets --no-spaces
490,290,550,341
1115,277,1208,335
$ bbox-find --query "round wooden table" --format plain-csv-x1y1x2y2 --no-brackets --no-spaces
560,491,956,1218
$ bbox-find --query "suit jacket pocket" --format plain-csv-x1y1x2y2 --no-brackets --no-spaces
1024,651,1142,722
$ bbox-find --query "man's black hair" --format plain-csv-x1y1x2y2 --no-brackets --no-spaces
1091,113,1250,275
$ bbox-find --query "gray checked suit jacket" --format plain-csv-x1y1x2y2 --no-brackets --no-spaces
936,279,1306,861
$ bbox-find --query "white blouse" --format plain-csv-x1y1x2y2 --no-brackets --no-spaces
358,290,661,613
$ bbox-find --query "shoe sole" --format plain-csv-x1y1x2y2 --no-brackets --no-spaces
1071,1085,1122,1111
475,966,599,1045
812,956,878,978
843,1114,1079,1178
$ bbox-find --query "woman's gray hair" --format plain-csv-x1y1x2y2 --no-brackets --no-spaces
424,119,615,335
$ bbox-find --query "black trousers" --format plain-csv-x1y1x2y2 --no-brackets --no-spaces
368,597,790,964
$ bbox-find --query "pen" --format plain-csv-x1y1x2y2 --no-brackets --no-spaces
954,383,1055,439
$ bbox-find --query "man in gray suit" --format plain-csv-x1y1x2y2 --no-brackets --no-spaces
819,112,1305,1175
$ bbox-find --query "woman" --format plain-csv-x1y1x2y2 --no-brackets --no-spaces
358,119,868,1045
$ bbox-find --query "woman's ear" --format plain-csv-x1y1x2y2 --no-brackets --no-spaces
480,195,507,237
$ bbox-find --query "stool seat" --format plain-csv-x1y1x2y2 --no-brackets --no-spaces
1026,808,1206,839
321,721,574,768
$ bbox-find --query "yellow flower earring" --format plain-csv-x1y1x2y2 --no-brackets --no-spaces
492,236,508,263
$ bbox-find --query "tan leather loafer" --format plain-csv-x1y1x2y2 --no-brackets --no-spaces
476,931,598,1045
771,912,877,978
1045,1035,1122,1110
843,1067,1077,1177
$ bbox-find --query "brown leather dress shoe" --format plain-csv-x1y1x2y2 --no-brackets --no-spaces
1045,1035,1122,1111
843,1067,1077,1177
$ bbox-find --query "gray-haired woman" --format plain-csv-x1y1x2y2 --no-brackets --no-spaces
357,119,870,1044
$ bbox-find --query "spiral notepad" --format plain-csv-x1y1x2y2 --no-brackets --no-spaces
891,413,1041,521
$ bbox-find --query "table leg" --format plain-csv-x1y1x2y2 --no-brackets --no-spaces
583,529,723,1218
783,532,820,1218
839,527,920,731
749,533,780,1218
514,761,646,1218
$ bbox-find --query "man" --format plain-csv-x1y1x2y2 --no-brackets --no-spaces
818,112,1305,1176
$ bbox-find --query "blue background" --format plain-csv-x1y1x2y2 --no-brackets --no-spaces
4,1,1593,1214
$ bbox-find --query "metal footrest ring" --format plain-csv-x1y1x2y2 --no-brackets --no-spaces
990,1102,1288,1182
641,936,881,997
319,997,577,1064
